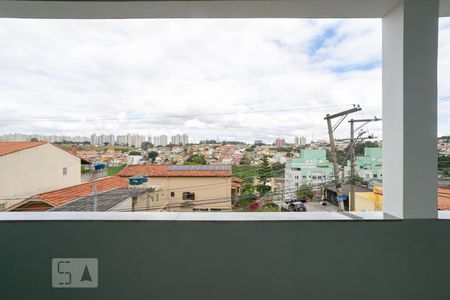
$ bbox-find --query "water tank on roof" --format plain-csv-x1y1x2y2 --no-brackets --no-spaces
94,162,106,170
129,175,144,185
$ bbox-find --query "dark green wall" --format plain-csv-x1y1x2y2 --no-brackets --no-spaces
1,220,449,299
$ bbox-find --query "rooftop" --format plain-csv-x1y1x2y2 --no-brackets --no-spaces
118,164,232,177
50,188,152,212
0,141,47,157
438,187,450,210
12,176,129,209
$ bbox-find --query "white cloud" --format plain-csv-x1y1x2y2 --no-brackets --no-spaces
0,18,391,143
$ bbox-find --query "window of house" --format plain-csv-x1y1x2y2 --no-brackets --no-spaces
170,192,175,197
182,192,195,201
62,167,67,175
0,203,6,211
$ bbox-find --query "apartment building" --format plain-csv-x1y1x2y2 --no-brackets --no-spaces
285,149,334,197
345,147,382,181
274,137,285,147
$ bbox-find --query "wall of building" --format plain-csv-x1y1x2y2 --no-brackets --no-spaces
355,192,384,211
0,219,450,299
130,192,168,212
140,177,232,211
285,149,334,195
0,143,81,209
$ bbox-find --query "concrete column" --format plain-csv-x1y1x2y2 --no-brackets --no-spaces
382,0,439,218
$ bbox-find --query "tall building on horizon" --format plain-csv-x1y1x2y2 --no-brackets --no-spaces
159,135,168,146
171,134,189,145
294,136,307,146
274,137,286,147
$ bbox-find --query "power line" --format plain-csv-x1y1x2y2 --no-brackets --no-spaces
12,186,310,212
0,104,354,123
0,167,288,201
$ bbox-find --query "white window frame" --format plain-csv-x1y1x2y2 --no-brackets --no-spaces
0,0,445,220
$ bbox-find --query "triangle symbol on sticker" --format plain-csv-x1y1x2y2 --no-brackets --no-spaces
81,265,92,282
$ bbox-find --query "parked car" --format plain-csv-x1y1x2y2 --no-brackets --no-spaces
288,202,307,212
286,198,307,204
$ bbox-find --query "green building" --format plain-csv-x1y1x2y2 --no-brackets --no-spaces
346,147,382,181
285,149,334,197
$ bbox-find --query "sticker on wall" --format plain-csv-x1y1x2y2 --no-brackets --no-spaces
52,258,98,288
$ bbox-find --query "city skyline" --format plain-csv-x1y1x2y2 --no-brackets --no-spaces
0,132,318,145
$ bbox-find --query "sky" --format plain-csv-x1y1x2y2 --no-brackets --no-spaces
0,18,448,143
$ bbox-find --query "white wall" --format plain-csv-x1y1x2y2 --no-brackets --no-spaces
0,143,81,209
382,0,439,218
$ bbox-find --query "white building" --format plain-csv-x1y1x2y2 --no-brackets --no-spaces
171,134,181,145
116,135,128,145
171,134,189,145
90,134,99,146
159,135,168,146
127,155,143,165
182,134,189,145
0,142,81,211
97,134,115,146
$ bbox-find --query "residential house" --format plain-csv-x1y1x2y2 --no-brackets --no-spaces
50,188,154,212
118,164,232,211
0,142,81,211
8,176,128,211
231,177,246,204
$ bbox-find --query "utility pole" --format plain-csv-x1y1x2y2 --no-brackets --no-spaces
92,182,97,212
324,105,361,211
348,117,381,211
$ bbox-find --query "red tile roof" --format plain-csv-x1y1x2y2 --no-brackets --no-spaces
10,176,128,211
0,141,47,157
438,187,450,210
118,165,231,177
231,177,246,188
39,176,129,206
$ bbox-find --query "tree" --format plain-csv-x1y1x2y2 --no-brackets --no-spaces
141,142,153,150
185,155,206,165
326,149,347,165
347,141,379,156
147,151,159,163
30,138,38,142
256,155,272,195
237,185,257,208
272,162,285,175
240,158,251,165
296,184,313,201
129,151,141,156
346,174,364,184
103,142,109,146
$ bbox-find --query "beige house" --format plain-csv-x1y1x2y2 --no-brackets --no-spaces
0,142,81,211
118,165,232,211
